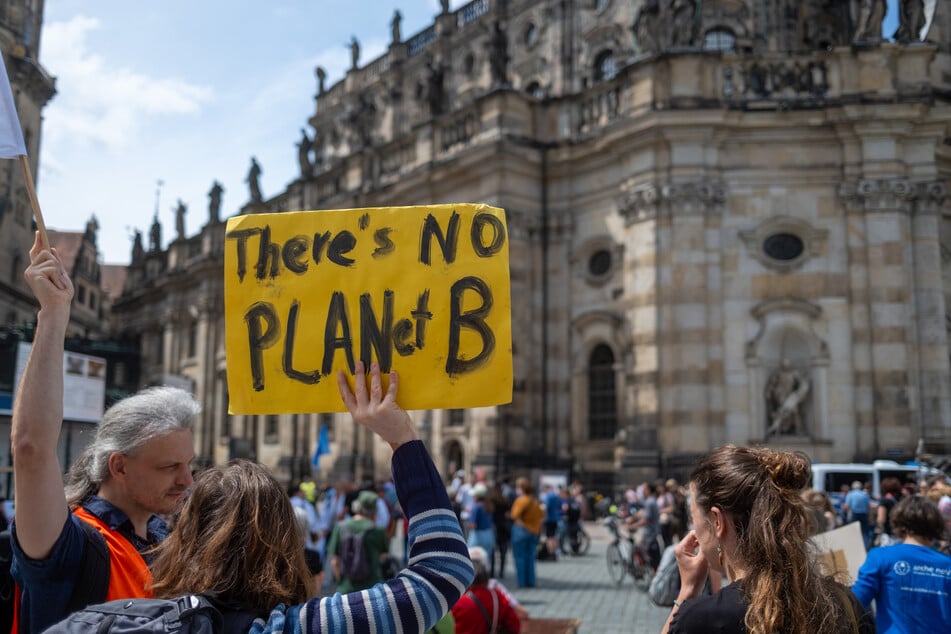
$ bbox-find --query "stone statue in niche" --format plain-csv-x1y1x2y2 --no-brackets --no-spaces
208,180,223,223
765,359,811,436
246,157,263,203
893,0,926,43
174,199,186,239
853,0,886,43
633,0,661,54
669,0,698,48
426,58,446,117
349,93,377,148
488,20,510,86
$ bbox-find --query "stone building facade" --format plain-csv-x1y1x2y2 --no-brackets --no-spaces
114,0,951,490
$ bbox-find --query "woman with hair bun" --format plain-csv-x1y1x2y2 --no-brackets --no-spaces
661,445,874,634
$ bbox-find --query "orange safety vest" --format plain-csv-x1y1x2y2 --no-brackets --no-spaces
70,507,154,601
11,508,154,633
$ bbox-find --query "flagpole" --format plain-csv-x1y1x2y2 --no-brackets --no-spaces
17,155,48,248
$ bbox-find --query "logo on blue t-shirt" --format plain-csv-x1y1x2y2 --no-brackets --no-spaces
893,560,911,576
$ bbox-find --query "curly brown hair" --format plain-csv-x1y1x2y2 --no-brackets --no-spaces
149,460,314,609
691,445,862,634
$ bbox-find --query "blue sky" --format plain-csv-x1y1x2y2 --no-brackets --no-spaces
36,0,907,265
36,1,465,264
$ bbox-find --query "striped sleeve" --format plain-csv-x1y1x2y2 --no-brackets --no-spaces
294,440,473,634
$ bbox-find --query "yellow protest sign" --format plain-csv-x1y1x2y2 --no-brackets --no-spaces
224,204,512,414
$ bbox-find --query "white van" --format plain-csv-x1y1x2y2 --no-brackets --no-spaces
811,460,945,505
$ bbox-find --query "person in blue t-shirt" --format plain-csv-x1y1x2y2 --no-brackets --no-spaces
542,485,562,559
852,495,951,634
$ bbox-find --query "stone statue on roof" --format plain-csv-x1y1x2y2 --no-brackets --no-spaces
246,157,263,203
208,180,223,223
174,199,186,239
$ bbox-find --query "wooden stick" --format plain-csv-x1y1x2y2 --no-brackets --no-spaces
18,155,49,248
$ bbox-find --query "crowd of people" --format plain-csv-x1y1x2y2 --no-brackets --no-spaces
6,232,951,634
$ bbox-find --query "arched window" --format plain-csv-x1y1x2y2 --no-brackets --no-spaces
588,344,617,440
593,50,616,82
703,28,735,52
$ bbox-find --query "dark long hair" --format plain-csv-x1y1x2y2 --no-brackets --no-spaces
691,445,861,634
149,460,314,609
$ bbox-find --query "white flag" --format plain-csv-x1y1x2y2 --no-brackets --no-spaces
0,52,27,159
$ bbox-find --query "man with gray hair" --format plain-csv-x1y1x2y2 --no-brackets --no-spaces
10,233,199,633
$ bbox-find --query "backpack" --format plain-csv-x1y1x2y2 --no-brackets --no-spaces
0,517,110,634
337,523,372,582
43,595,223,634
647,544,680,607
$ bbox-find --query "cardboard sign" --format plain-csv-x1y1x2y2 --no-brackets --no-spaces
810,521,867,585
224,204,512,414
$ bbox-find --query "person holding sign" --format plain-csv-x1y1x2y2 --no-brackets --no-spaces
661,445,874,634
94,361,472,633
11,233,198,633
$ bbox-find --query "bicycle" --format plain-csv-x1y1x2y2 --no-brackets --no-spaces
559,520,591,556
604,515,654,591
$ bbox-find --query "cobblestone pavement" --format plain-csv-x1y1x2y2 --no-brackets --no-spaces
502,522,672,634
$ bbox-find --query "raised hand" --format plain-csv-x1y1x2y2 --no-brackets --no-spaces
674,530,710,599
337,361,417,450
25,231,73,313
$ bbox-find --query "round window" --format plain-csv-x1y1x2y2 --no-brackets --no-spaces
588,249,612,276
762,233,805,261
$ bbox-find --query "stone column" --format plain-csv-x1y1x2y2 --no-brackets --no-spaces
618,181,662,478
840,178,917,456
912,181,951,439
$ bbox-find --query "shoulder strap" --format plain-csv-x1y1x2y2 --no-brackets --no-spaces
465,590,498,633
70,518,111,611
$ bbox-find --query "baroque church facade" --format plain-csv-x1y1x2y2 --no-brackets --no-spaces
112,0,951,490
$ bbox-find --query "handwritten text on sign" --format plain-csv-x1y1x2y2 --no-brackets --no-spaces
224,204,513,414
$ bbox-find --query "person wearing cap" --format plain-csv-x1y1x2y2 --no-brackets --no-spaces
467,483,495,565
326,489,388,592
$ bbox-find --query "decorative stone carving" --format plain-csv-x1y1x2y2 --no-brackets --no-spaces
349,36,360,70
765,359,810,436
727,60,828,101
298,128,312,177
853,0,887,43
246,157,263,203
426,58,446,117
348,93,377,148
174,199,186,239
316,66,327,95
618,179,726,224
839,178,916,214
391,9,402,45
669,0,698,48
488,21,510,85
894,0,926,43
131,229,145,265
149,213,162,253
208,180,223,224
633,0,662,54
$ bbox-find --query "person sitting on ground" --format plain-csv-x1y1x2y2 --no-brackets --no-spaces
122,361,472,633
11,233,198,633
452,546,522,634
852,494,951,633
661,445,874,634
